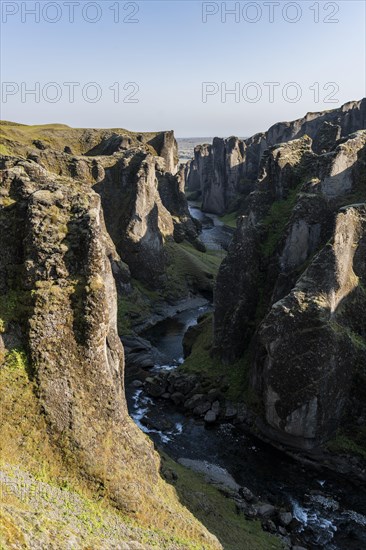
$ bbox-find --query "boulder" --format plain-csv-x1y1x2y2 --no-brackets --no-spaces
238,487,255,503
279,511,293,527
184,394,206,410
225,404,238,420
145,376,167,398
211,401,221,415
193,401,211,416
171,392,185,405
257,504,276,518
204,410,217,424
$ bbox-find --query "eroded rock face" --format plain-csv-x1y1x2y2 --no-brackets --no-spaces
188,99,366,215
94,152,175,287
0,160,156,503
214,213,261,362
213,126,366,449
158,165,199,244
186,137,257,215
3,125,195,289
255,205,366,448
0,159,221,546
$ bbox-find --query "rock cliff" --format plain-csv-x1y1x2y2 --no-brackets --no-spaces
0,157,220,548
187,99,366,215
1,123,199,290
213,125,366,449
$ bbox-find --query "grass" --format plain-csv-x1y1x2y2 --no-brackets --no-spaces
0,462,215,550
219,211,238,228
164,240,224,301
160,454,283,550
0,120,168,158
180,314,260,406
0,143,11,155
0,347,63,477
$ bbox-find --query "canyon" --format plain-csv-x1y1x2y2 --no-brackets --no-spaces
0,99,365,550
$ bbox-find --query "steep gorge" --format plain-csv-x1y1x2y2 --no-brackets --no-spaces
184,100,366,459
0,125,222,549
1,101,366,549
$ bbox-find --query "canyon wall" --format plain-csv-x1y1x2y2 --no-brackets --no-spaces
0,154,220,548
213,126,366,449
186,98,366,215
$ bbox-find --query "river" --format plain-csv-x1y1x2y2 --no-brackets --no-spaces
125,203,366,550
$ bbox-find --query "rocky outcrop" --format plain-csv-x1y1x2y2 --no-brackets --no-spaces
94,151,175,288
158,164,200,245
213,126,366,449
186,137,258,215
187,99,366,215
255,205,366,449
1,123,200,290
0,158,220,547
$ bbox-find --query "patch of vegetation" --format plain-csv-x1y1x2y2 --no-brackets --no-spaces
3,349,28,371
0,289,34,333
326,430,366,460
0,143,11,155
0,346,63,478
160,454,283,550
181,314,259,405
219,211,238,228
0,120,165,158
260,186,301,258
117,286,154,334
164,241,224,301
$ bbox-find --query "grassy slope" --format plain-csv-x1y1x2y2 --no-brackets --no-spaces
180,315,260,407
0,347,218,550
0,347,282,549
218,212,238,229
161,455,283,550
0,121,162,158
117,240,225,332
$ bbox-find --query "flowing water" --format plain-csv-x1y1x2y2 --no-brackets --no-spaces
126,204,366,549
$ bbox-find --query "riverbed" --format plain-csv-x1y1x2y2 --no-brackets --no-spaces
125,204,366,550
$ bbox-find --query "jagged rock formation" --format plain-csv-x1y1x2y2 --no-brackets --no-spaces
0,158,220,548
256,205,366,449
213,125,366,449
1,123,200,289
187,99,366,215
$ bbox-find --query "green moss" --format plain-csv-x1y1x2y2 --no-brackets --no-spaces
161,454,283,550
326,431,366,460
0,290,34,332
261,186,301,258
4,349,28,372
117,287,153,335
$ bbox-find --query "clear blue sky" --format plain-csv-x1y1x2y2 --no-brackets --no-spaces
1,0,365,136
